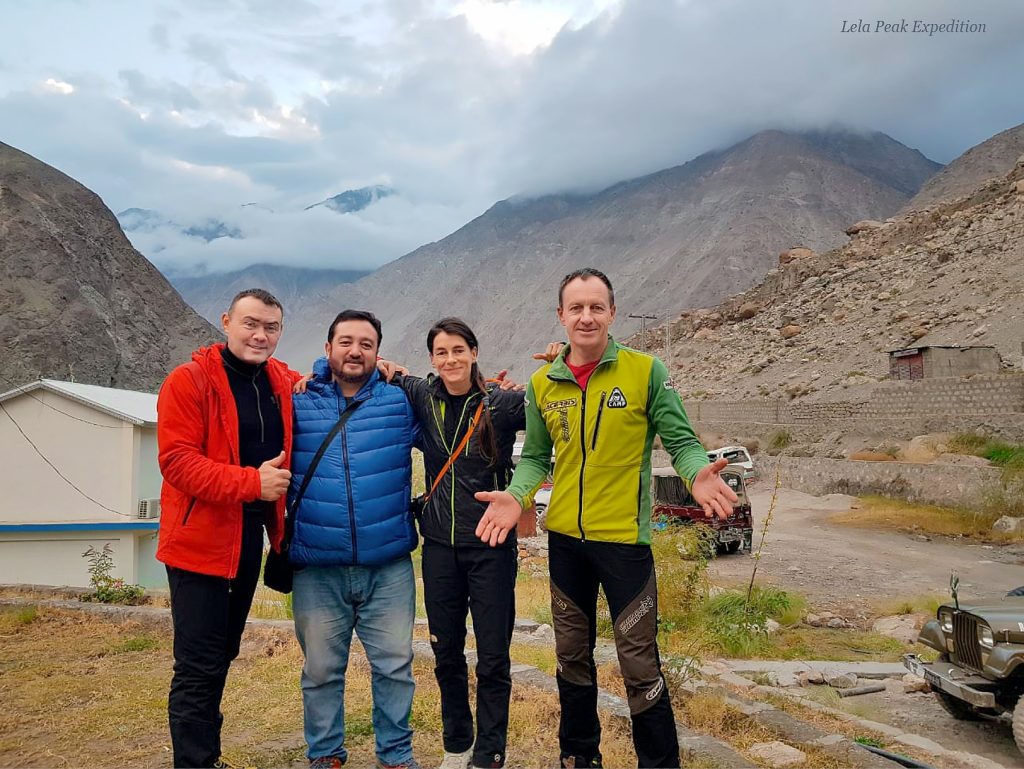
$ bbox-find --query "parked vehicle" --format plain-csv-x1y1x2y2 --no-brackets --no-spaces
706,445,757,481
904,588,1024,755
650,465,753,553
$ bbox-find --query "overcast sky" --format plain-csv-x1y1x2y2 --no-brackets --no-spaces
2,0,1022,276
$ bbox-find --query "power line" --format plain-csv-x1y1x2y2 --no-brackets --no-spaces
0,401,135,518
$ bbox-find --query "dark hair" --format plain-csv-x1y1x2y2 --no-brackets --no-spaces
558,268,614,308
327,309,383,346
426,317,499,467
228,288,284,317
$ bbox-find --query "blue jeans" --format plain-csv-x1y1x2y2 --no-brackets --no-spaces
292,555,416,765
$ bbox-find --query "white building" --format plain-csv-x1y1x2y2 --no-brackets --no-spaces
0,379,165,588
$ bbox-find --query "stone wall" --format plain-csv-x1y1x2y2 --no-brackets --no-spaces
753,455,1003,508
686,373,1024,442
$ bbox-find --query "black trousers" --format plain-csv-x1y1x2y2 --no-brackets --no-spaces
166,511,265,768
547,531,680,768
422,539,517,769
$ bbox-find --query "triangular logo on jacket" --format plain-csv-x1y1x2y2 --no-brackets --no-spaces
607,387,627,408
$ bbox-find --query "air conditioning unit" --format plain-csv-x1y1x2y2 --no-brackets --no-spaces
137,498,161,519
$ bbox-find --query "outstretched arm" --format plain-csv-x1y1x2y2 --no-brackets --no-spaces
647,359,736,518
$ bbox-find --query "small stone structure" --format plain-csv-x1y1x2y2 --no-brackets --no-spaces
888,345,1003,381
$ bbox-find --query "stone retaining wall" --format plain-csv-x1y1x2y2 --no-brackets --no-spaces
753,455,1003,507
685,373,1024,442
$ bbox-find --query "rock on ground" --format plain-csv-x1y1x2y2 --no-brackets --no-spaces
748,741,807,768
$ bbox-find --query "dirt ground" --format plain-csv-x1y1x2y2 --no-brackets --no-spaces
710,486,1024,613
712,485,1024,767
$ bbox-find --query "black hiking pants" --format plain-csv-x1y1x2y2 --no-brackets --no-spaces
548,531,680,768
166,510,264,768
422,539,517,769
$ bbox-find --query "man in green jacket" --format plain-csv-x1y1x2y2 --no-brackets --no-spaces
475,268,736,768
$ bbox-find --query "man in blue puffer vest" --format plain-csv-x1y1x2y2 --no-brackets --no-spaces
289,309,421,769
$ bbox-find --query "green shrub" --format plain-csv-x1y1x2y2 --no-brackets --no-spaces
949,434,1024,469
985,444,1024,470
767,430,792,453
699,586,802,657
81,544,146,605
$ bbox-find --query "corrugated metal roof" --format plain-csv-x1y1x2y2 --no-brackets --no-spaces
0,379,157,426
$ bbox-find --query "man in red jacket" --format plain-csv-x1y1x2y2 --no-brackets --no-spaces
156,288,297,769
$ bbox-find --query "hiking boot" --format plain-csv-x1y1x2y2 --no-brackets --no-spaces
310,757,346,769
375,758,422,769
439,747,473,769
213,759,257,769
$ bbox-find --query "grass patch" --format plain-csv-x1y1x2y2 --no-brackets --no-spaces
249,581,293,620
0,606,639,768
514,571,552,625
761,627,909,662
0,605,38,632
830,495,1021,542
111,635,160,654
872,593,943,617
508,643,556,675
674,691,848,767
949,433,1024,469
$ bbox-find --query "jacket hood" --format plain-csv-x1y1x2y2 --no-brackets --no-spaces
192,343,226,370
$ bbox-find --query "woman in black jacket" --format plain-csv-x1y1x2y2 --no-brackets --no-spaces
396,317,528,769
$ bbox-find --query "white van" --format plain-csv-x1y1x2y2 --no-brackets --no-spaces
706,445,756,480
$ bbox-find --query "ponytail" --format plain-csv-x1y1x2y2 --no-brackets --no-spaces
471,362,500,467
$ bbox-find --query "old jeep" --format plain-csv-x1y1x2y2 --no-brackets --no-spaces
904,586,1024,753
651,465,753,554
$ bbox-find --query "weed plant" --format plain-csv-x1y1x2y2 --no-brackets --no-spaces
81,544,145,605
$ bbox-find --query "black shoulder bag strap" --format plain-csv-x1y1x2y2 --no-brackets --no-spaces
282,399,361,548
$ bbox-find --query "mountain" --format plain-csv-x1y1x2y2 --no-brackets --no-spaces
905,122,1024,210
305,185,395,214
117,207,242,245
643,156,1024,403
171,264,371,326
276,128,941,374
0,142,220,392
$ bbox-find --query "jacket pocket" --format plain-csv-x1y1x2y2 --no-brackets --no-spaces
181,498,197,527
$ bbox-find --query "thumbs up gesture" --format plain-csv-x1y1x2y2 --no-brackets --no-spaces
258,451,291,501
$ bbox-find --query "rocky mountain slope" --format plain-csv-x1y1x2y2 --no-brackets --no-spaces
640,158,1024,403
905,122,1024,211
171,264,370,326
0,142,220,392
276,129,940,373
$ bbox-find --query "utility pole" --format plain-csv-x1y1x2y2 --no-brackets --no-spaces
628,313,658,352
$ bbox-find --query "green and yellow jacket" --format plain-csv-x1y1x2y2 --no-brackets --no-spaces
507,336,708,545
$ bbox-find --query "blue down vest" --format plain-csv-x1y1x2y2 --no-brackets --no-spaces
288,365,419,567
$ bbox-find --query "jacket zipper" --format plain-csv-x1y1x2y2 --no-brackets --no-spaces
252,379,266,443
340,398,359,564
577,387,588,540
431,393,478,546
591,391,607,451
